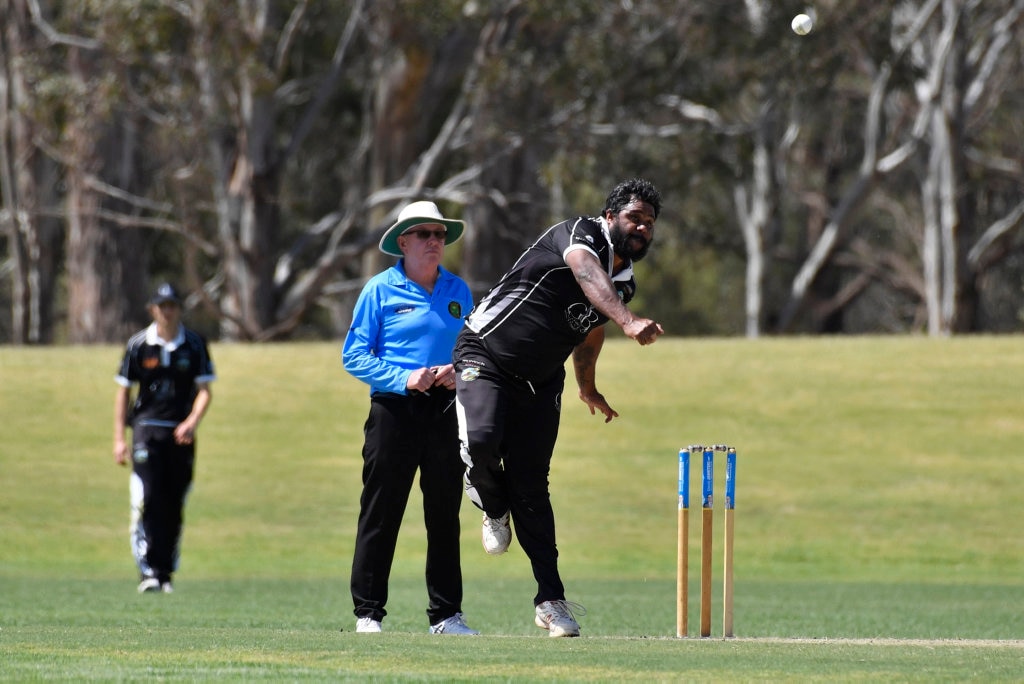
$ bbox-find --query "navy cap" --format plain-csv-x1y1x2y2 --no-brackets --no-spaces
149,282,183,306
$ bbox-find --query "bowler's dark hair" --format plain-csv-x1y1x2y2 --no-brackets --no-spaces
603,178,662,219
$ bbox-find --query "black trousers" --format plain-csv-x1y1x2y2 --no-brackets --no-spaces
350,390,465,625
453,332,565,606
130,424,195,584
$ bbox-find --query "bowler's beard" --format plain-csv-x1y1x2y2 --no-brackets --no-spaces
610,222,652,261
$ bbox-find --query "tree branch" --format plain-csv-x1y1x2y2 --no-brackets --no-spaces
966,198,1024,270
280,0,365,165
26,0,100,49
776,0,946,331
964,0,1024,113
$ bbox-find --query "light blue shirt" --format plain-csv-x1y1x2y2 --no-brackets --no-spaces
342,260,473,396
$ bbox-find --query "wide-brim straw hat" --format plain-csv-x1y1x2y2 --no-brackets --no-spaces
378,201,465,256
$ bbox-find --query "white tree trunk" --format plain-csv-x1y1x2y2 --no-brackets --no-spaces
921,141,942,335
734,137,771,339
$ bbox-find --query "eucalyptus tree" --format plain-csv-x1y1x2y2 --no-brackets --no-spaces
1,0,75,342
3,0,1022,342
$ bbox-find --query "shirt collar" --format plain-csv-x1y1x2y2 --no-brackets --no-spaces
598,216,633,282
145,323,186,350
393,259,449,286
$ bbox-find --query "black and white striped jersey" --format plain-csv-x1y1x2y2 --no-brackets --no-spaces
465,216,636,383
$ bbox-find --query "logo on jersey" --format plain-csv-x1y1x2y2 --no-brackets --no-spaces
448,301,462,319
616,280,635,303
142,356,159,369
133,447,149,464
395,306,415,315
460,366,481,382
566,303,599,334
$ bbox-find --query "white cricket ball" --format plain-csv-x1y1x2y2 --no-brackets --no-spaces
791,13,813,36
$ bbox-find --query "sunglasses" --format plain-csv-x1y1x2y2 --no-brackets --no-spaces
404,229,447,241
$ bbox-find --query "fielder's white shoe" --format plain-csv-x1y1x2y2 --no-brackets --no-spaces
137,577,162,594
355,617,382,633
429,612,480,635
481,512,511,554
161,582,174,594
535,600,586,638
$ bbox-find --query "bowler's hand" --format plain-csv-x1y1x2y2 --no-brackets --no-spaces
579,389,619,423
624,317,664,346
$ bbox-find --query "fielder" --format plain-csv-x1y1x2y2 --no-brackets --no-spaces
113,283,215,593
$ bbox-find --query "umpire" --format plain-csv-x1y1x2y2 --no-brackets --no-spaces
342,201,478,635
113,283,215,593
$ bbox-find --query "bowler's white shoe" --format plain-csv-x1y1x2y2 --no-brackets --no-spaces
429,612,480,635
535,600,586,638
482,512,511,554
356,617,382,633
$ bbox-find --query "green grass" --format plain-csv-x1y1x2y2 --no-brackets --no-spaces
1,337,1023,681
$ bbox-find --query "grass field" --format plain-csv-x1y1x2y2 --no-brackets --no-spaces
2,336,1023,681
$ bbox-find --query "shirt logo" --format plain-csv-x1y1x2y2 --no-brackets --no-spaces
448,301,462,318
395,306,415,314
566,303,599,334
142,357,159,369
616,280,635,303
460,367,481,382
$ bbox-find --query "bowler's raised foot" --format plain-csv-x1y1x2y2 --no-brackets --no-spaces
481,512,512,554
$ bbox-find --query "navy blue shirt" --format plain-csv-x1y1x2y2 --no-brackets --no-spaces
115,324,216,428
343,260,473,395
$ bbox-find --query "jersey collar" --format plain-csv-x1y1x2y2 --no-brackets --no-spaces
393,259,449,287
598,216,634,282
146,323,186,350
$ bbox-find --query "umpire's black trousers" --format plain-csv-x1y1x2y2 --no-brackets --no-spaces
453,331,566,606
350,389,465,626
